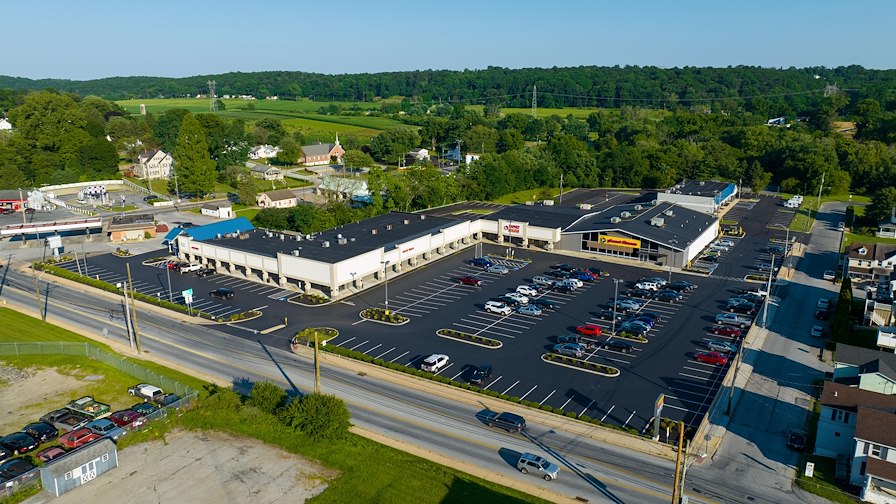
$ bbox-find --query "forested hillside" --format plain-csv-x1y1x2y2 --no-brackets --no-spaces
2,65,896,116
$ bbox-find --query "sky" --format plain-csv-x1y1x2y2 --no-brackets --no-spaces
6,0,894,81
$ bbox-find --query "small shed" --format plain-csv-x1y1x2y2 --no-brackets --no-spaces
201,202,234,219
40,439,118,497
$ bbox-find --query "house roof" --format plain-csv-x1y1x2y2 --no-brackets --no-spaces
860,359,896,383
261,189,296,202
207,211,459,264
43,439,116,477
821,381,896,412
0,190,26,202
249,164,279,173
108,213,154,230
564,201,717,252
836,343,896,373
855,406,896,448
848,243,896,262
302,143,338,157
201,202,231,211
866,457,896,483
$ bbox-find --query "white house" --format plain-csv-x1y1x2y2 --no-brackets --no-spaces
134,149,173,180
408,148,430,161
246,162,283,181
256,189,297,209
200,202,233,219
0,118,12,131
879,208,896,239
249,144,281,160
847,243,896,283
833,344,896,395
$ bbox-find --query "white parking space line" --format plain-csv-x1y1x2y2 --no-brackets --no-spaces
484,376,501,389
405,355,424,367
374,347,395,359
519,385,537,401
433,363,454,375
387,305,428,315
579,400,595,418
365,343,382,354
388,351,409,363
451,369,466,380
665,394,711,409
681,366,718,377
461,320,524,334
672,379,718,393
501,380,519,396
334,336,356,346
560,398,573,410
622,411,636,428
600,405,615,422
349,340,369,351
393,295,447,307
451,323,517,338
539,390,556,405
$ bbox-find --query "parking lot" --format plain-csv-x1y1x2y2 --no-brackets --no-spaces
40,194,799,436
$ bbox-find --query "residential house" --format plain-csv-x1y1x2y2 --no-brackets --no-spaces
134,149,173,180
848,243,896,283
256,189,297,209
246,162,283,181
879,208,896,239
834,343,896,394
299,137,344,166
200,202,233,219
248,144,281,160
0,118,12,130
813,381,896,502
408,148,430,161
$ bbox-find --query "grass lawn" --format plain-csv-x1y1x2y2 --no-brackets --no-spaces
1,307,548,504
787,194,869,233
490,187,560,205
235,208,260,221
842,231,896,250
795,455,858,504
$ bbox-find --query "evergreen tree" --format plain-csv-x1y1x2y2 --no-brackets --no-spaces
172,114,217,197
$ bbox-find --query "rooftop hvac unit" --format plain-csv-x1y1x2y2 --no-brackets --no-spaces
610,216,622,223
663,210,674,217
621,211,631,218
349,237,356,242
525,201,535,205
336,233,343,239
280,234,285,241
291,250,300,256
579,203,592,210
266,231,273,238
403,219,410,225
216,233,222,239
239,233,250,240
295,235,302,241
371,229,378,235
322,241,330,247
634,204,642,210
699,181,705,186
651,200,658,205
337,238,348,245
386,224,392,231
420,214,426,220
543,199,554,206
650,217,665,227
306,234,313,240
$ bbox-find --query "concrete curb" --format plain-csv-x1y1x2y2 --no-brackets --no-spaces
351,425,583,504
301,346,674,461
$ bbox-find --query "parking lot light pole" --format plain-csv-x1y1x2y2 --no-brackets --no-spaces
612,278,622,335
381,260,390,314
166,263,173,302
761,253,775,328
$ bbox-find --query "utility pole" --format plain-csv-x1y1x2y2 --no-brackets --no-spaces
814,171,825,228
126,263,141,352
121,281,134,350
313,330,321,394
672,420,684,503
30,265,44,322
762,253,775,328
558,172,564,204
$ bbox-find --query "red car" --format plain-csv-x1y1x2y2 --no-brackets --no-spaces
59,428,102,449
109,410,146,429
457,276,482,287
711,325,742,337
695,351,729,366
37,447,67,462
576,324,603,337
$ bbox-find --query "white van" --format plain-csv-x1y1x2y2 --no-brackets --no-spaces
783,200,800,208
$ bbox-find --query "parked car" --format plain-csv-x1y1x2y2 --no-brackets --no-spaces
553,284,574,294
0,447,9,465
667,281,697,292
517,304,543,316
532,275,554,287
36,446,67,462
177,262,202,274
718,239,735,247
739,292,764,303
576,324,603,337
787,429,808,451
59,428,102,449
618,297,645,307
601,339,634,353
109,410,146,429
706,340,738,354
547,269,570,279
634,281,660,292
810,325,824,338
823,270,836,281
643,277,668,286
757,263,779,273
552,343,586,358
505,292,529,305
715,313,752,329
468,364,492,385
517,453,559,481
596,309,624,322
700,255,719,263
628,288,654,299
470,257,493,268
421,354,449,372
766,244,786,255
131,402,160,417
613,300,639,312
837,222,845,232
483,411,525,433
39,409,87,432
711,325,742,337
210,288,235,300
195,267,216,278
728,303,756,315
0,458,36,484
619,320,651,333
817,298,831,311
573,269,599,280
0,433,38,455
128,383,165,402
530,298,556,310
695,351,729,366
486,264,509,275
551,263,576,272
574,271,595,282
156,394,182,408
654,290,683,302
516,285,538,297
167,260,188,270
627,316,656,328
457,276,482,287
86,418,126,441
556,334,580,345
21,422,58,444
709,242,729,252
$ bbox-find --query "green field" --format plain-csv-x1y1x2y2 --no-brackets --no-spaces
0,307,547,504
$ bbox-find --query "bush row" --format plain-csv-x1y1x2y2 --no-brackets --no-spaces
361,308,408,324
543,353,620,376
293,293,330,305
436,329,501,347
322,344,640,436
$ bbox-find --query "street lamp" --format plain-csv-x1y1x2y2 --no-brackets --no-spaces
349,271,357,292
381,260,390,314
761,253,775,329
612,278,622,335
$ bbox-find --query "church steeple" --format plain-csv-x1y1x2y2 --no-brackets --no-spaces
335,132,340,146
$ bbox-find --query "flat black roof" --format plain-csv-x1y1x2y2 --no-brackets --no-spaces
565,202,716,251
554,189,642,209
486,204,588,230
205,212,460,264
664,180,733,197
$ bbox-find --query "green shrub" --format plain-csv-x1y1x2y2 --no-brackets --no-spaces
566,411,577,418
580,414,592,422
554,408,565,415
509,396,520,403
248,381,287,415
284,393,351,441
541,405,553,412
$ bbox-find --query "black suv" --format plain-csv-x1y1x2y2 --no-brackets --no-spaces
469,364,493,385
601,339,634,353
196,268,216,278
483,411,526,433
210,288,234,300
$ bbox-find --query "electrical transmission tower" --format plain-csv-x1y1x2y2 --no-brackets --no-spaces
531,85,537,117
208,80,217,112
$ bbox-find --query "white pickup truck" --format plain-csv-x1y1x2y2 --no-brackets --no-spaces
178,263,202,274
128,383,165,402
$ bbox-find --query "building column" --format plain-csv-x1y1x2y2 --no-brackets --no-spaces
437,246,445,254
497,234,504,244
410,257,418,267
393,263,402,274
423,251,430,260
261,271,269,283
279,276,288,288
331,285,340,298
546,242,554,251
522,238,529,247
245,266,252,279
228,263,236,274
214,260,222,270
461,237,469,245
